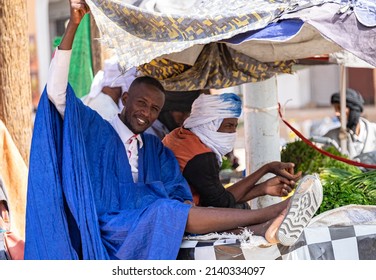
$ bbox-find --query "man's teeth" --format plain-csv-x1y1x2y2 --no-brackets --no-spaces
137,118,146,124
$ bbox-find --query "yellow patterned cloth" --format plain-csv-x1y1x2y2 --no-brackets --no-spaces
139,43,294,90
86,0,330,89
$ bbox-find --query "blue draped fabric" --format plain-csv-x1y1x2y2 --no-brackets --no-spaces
25,85,192,260
222,19,304,44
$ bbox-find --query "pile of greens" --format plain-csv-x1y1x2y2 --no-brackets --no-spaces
319,168,376,214
281,140,376,215
220,155,233,170
281,139,359,174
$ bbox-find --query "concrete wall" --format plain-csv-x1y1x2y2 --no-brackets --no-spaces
277,66,311,108
277,64,340,108
310,65,340,106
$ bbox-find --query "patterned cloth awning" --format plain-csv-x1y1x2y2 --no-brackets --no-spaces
86,0,376,90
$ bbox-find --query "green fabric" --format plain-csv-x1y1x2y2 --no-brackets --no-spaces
52,14,93,98
53,15,94,98
69,14,93,98
53,36,62,49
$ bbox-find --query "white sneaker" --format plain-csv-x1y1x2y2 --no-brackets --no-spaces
277,174,323,246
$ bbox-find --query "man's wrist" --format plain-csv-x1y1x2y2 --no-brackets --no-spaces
259,163,270,175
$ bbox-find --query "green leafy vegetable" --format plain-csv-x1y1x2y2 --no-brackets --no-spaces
281,140,376,215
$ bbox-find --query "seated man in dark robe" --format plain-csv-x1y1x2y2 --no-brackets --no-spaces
24,0,323,260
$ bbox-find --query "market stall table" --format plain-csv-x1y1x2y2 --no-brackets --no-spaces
178,205,376,260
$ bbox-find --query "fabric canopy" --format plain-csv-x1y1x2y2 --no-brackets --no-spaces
87,0,375,90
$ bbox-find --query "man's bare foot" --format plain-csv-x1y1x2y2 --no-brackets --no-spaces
264,174,323,246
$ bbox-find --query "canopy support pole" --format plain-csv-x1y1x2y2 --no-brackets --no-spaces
241,76,282,209
339,65,348,155
36,0,51,95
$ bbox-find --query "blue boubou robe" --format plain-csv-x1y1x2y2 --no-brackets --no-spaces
24,85,192,260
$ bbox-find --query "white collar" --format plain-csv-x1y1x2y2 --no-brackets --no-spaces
110,115,143,148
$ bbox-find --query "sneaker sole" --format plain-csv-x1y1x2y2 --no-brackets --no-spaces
277,174,323,246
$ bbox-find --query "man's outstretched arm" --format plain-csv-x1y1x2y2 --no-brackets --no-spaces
46,0,89,117
185,200,289,235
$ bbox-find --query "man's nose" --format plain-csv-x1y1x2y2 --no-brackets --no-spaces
140,107,151,118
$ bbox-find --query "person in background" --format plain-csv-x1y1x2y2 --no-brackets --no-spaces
81,58,136,121
145,90,203,139
163,93,302,209
324,88,376,160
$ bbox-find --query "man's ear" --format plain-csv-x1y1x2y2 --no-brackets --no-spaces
121,92,128,106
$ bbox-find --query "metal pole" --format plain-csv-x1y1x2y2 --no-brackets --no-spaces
242,76,282,209
35,0,51,94
339,65,348,155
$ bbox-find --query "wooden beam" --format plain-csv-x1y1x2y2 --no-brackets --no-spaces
90,14,103,76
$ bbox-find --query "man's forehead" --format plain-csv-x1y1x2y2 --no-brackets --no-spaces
131,82,164,95
130,83,165,104
223,117,238,122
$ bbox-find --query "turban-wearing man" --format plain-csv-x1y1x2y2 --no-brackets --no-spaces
163,93,303,209
81,58,137,121
324,88,376,160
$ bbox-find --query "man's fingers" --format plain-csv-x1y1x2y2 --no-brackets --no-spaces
285,185,292,192
281,162,295,174
277,176,292,185
71,3,82,9
283,170,302,181
281,185,292,196
71,1,90,12
82,3,90,13
282,189,289,196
